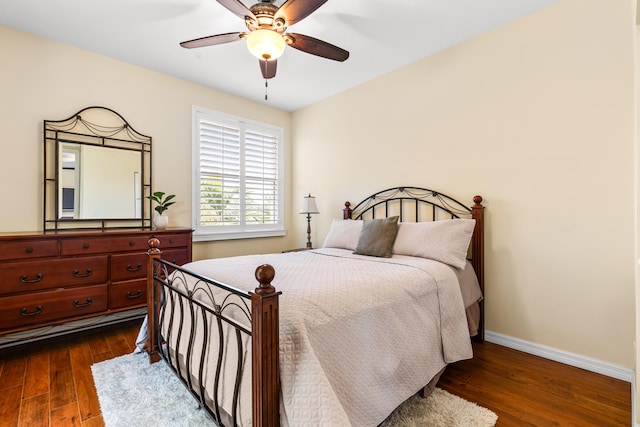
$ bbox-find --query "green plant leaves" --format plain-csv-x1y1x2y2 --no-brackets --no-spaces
146,191,176,215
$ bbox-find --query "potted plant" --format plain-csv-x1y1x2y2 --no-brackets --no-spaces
147,191,175,229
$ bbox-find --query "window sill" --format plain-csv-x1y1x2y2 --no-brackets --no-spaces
193,229,286,242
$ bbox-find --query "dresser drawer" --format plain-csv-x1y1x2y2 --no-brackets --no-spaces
0,239,59,261
110,279,147,309
109,236,152,253
0,255,108,296
60,237,112,255
111,249,188,282
111,252,148,281
154,233,191,250
110,233,190,253
161,249,191,266
0,284,109,331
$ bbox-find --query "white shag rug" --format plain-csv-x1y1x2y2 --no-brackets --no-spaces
92,353,497,427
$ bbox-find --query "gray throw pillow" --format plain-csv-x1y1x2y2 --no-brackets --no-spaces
353,216,399,258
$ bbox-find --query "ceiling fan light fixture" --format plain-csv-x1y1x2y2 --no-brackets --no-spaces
246,29,285,61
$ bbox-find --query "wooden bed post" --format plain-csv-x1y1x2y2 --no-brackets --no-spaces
146,237,162,363
471,195,485,343
343,201,352,219
251,264,282,427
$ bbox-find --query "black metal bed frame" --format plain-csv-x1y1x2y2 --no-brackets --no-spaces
145,186,484,426
346,186,474,220
150,258,254,426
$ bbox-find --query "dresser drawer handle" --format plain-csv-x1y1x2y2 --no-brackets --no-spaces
126,263,143,272
73,298,93,308
25,247,33,254
169,239,174,244
127,290,143,299
129,241,136,247
21,305,43,316
20,273,43,284
73,268,93,278
83,243,90,249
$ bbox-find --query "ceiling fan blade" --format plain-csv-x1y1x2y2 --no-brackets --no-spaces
286,33,349,62
180,32,243,49
216,0,256,21
275,0,328,26
260,59,277,79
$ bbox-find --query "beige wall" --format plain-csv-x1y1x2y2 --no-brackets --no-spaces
636,19,640,427
1,0,636,405
292,0,636,370
0,24,295,257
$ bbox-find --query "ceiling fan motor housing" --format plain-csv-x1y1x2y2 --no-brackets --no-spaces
247,2,285,32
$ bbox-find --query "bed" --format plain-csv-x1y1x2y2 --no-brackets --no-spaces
143,186,485,426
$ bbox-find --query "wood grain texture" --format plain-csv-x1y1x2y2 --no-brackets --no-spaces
50,402,82,427
49,346,76,410
18,393,48,427
24,351,49,399
0,384,22,427
0,320,139,427
69,342,100,421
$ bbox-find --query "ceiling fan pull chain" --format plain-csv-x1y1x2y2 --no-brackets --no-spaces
265,79,268,101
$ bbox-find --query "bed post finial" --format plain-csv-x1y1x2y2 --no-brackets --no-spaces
148,237,161,254
254,264,276,294
343,201,352,219
251,263,281,426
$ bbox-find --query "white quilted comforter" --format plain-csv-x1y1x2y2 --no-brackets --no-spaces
162,248,474,426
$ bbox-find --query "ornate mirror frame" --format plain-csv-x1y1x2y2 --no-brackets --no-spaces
43,106,152,231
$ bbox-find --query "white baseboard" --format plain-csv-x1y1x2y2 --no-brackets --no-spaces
484,330,634,382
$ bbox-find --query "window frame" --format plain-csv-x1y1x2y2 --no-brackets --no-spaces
192,105,285,242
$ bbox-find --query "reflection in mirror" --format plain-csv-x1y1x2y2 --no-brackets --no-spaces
43,106,152,231
60,145,79,218
59,143,142,220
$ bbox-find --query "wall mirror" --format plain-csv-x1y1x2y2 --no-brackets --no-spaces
43,106,152,231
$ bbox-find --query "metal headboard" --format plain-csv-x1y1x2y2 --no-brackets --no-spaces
343,186,485,342
344,187,473,221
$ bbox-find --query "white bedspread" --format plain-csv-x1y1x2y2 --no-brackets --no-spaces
159,248,474,426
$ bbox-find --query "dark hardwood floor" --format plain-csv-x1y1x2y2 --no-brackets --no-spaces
0,320,140,427
0,320,632,426
439,342,631,426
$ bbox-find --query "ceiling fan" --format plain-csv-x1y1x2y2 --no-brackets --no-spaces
180,0,349,80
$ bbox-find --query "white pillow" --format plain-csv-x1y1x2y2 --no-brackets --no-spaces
322,219,363,250
392,219,476,269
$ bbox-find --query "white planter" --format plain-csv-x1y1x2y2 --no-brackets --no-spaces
153,214,169,229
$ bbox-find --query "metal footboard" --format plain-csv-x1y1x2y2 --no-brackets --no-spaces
153,258,251,425
146,239,281,427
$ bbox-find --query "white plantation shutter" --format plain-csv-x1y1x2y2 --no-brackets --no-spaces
198,121,241,226
245,130,279,225
193,107,284,241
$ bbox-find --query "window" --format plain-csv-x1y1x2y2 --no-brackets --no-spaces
192,106,284,242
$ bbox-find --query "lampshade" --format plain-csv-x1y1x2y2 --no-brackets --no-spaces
245,29,286,61
300,194,319,214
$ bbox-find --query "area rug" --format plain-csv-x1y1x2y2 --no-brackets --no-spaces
92,353,497,427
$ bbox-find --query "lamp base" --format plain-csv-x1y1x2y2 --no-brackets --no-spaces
305,213,313,249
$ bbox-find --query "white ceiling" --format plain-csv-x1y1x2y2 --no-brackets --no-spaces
0,0,559,112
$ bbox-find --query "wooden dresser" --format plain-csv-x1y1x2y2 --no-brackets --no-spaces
0,228,192,341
